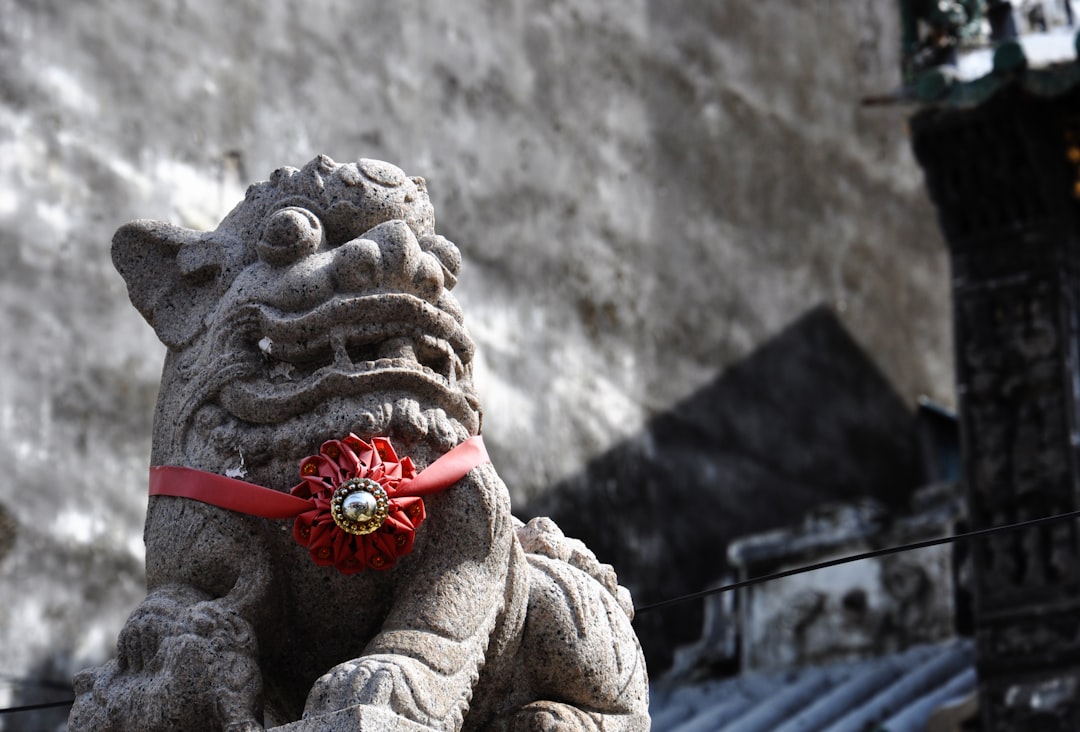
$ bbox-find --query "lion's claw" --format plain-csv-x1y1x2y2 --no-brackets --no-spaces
306,656,432,726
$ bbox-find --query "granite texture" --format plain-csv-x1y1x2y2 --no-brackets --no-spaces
0,2,953,700
68,156,648,731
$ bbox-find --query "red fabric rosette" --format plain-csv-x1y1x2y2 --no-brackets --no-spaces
290,436,427,574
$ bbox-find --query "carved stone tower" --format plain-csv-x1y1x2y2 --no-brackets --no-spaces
910,47,1080,730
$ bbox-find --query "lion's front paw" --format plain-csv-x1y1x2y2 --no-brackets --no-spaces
305,655,451,729
307,657,399,710
115,586,209,672
116,605,183,672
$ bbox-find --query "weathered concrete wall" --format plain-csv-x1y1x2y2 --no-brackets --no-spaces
0,0,950,715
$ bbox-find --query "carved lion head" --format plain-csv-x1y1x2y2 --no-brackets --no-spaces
114,156,481,489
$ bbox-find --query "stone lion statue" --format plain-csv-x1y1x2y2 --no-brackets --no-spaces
69,155,649,731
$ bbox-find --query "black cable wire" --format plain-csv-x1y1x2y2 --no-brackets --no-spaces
0,698,75,714
633,507,1080,615
4,507,1080,714
0,675,74,691
0,677,78,715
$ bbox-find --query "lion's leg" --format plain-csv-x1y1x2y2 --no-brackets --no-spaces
490,554,649,732
304,464,523,731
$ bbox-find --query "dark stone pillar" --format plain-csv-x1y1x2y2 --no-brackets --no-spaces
910,84,1080,730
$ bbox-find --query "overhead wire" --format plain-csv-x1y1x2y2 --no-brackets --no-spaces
634,507,1080,614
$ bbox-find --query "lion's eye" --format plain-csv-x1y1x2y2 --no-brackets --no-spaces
257,207,324,266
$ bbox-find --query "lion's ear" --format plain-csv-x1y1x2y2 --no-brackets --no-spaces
112,220,223,348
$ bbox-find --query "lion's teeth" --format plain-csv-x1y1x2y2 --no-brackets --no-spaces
331,332,352,368
378,337,416,362
269,361,296,382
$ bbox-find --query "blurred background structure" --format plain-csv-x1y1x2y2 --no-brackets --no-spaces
650,2,1080,730
0,1,953,729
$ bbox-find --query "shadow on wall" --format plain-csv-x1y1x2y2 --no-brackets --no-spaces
520,305,926,673
0,505,14,566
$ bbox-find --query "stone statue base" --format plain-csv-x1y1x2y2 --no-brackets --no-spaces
271,705,431,731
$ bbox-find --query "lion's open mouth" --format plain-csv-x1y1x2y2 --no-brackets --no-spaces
218,295,477,424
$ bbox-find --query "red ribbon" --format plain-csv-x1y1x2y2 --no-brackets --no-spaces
149,435,489,573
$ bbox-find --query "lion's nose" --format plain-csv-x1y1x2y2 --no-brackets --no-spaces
331,220,444,302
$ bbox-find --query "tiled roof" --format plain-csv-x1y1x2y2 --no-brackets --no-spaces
650,639,975,732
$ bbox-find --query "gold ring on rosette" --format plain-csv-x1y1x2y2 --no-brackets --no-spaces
330,478,389,535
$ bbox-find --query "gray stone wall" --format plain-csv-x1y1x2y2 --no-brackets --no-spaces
0,0,950,715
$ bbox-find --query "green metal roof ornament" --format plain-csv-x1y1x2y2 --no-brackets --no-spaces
901,0,987,83
894,0,1080,106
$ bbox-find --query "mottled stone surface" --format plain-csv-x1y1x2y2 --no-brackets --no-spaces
272,705,430,731
68,156,648,731
0,0,952,704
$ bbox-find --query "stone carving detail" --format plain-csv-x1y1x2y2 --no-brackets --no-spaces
956,279,1078,602
69,156,649,731
911,94,1080,730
